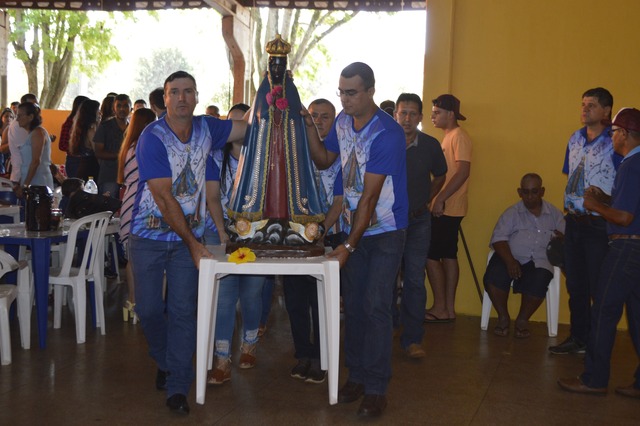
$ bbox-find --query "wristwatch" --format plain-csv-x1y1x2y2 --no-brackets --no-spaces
343,241,356,253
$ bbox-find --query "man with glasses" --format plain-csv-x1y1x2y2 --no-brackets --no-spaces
425,94,472,323
558,107,640,396
306,62,408,418
550,87,622,355
484,173,564,338
393,93,447,357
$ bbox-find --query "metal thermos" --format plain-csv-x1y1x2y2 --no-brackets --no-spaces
24,185,52,231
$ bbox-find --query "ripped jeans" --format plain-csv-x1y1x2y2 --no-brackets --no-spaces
214,274,265,358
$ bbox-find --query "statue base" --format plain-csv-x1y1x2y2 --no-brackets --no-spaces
225,241,325,258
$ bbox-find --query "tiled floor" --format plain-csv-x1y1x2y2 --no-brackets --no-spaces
1,279,639,425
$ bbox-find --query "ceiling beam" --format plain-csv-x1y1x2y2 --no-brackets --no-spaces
0,0,426,11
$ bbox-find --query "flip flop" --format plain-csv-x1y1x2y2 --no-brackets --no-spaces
493,325,509,336
515,327,531,339
424,313,454,323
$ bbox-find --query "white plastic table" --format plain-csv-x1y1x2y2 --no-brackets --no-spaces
196,245,340,405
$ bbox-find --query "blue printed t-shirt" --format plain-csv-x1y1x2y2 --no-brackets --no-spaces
131,115,232,241
563,126,622,214
324,109,408,236
607,146,640,235
204,148,238,231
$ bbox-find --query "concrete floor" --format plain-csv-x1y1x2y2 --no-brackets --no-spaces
1,278,639,425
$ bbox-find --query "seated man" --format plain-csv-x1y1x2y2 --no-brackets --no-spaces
483,173,565,338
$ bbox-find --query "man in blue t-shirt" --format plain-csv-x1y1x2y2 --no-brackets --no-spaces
551,87,622,355
130,71,247,415
558,107,640,397
306,62,408,418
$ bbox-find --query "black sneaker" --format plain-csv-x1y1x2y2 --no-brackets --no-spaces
290,358,310,380
549,336,586,354
305,359,326,384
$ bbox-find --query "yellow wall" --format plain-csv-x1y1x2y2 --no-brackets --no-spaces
423,0,640,325
41,109,70,166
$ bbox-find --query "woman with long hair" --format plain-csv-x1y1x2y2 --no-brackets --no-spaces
60,95,89,178
99,95,115,124
14,102,53,197
117,107,156,322
0,107,16,176
69,99,101,182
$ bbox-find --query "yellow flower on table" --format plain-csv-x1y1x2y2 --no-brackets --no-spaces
228,247,256,264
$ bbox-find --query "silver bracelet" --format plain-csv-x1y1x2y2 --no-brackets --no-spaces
343,241,356,253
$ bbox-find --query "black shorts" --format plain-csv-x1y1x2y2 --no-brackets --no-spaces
483,253,553,299
428,215,463,260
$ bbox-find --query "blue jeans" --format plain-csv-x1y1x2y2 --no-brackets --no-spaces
397,212,430,348
283,275,321,360
564,215,609,343
261,276,275,326
203,227,265,357
581,240,640,388
214,274,265,357
343,229,406,395
130,235,199,397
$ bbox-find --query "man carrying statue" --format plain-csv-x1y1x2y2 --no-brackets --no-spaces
226,34,326,256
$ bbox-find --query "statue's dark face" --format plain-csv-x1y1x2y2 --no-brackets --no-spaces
269,57,287,83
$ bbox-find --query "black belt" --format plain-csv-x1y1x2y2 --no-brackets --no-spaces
567,213,605,225
409,204,430,219
609,234,640,241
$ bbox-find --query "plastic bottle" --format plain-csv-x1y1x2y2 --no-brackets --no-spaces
84,176,98,194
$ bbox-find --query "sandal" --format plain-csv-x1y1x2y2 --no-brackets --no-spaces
514,327,531,339
493,325,509,337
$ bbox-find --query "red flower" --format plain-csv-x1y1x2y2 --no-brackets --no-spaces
272,85,283,96
266,92,274,106
275,98,289,111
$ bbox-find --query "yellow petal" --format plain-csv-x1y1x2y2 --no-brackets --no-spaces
229,248,256,264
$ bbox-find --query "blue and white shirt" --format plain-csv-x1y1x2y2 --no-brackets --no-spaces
563,126,621,214
131,115,232,241
324,109,408,236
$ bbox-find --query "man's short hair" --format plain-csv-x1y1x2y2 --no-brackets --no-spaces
582,87,613,119
114,94,131,105
149,88,165,110
341,62,375,89
134,99,146,105
229,103,250,115
520,173,542,187
20,93,38,104
10,101,19,107
164,70,197,91
396,93,422,114
309,98,336,115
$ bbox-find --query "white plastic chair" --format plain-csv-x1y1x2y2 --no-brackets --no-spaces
50,211,112,344
480,250,561,337
0,250,31,364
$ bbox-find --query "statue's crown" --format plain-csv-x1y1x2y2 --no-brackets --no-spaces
266,34,291,57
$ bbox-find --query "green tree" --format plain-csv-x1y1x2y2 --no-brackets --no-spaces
130,48,193,103
8,9,123,109
250,8,358,98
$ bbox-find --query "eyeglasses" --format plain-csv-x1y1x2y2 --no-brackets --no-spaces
519,188,541,195
336,88,368,98
608,127,624,137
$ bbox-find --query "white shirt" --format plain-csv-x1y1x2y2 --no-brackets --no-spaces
8,120,28,182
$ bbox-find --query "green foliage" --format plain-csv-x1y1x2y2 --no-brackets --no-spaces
130,48,194,102
7,9,126,108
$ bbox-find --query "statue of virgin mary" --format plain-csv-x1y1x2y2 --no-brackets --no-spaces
225,34,326,256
